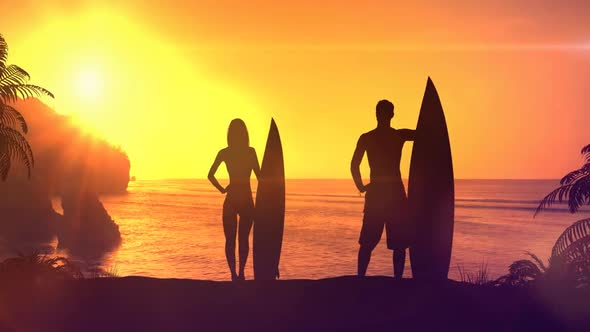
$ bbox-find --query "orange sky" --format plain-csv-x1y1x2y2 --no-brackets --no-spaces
3,0,589,179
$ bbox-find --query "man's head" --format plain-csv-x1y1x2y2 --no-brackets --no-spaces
376,99,394,125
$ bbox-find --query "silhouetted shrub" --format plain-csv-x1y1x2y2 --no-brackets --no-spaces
495,219,589,288
0,253,83,284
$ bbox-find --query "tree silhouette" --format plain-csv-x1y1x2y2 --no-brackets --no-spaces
495,219,590,288
0,33,53,180
536,144,590,215
502,145,590,288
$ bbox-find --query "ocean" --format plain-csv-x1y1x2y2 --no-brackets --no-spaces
55,179,588,281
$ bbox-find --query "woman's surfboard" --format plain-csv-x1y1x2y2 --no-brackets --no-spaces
253,119,285,280
408,78,455,280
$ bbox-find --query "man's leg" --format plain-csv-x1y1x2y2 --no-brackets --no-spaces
393,249,406,279
358,213,383,277
385,211,408,279
358,244,376,277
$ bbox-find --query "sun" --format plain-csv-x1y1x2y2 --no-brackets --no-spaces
74,67,104,102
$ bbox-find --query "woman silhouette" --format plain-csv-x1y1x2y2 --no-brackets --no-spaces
208,119,260,280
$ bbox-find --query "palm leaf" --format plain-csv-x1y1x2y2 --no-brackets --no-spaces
0,64,30,85
550,218,590,287
0,124,34,179
536,176,590,215
559,239,590,270
495,259,544,286
0,84,54,103
567,176,590,213
525,251,547,272
535,184,573,216
552,218,590,258
583,144,590,163
0,34,7,67
0,102,28,133
0,145,10,180
560,165,590,186
1,125,34,163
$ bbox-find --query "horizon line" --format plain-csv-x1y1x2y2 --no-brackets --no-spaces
133,177,561,182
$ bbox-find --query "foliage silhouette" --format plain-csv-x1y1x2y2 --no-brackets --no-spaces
494,252,549,287
0,252,83,281
457,262,491,285
495,218,590,288
0,34,53,180
536,144,590,215
512,145,590,288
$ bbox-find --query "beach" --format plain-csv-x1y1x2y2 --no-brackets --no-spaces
2,276,589,332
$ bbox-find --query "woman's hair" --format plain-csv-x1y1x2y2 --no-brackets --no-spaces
227,118,250,148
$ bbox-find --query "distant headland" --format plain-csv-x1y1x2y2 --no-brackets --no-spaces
0,98,128,255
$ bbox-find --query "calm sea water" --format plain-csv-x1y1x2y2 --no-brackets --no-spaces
56,179,589,281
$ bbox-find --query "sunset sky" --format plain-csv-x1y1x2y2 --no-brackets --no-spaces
3,0,589,179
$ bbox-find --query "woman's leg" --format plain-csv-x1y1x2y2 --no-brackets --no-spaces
393,249,406,279
237,213,253,279
223,201,238,280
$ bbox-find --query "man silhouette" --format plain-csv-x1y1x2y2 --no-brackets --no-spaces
351,99,415,279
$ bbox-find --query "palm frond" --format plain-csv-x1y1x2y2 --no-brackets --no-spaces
0,145,10,180
582,144,590,163
535,183,573,216
568,176,590,213
0,84,54,103
0,102,28,133
0,64,30,85
494,258,544,286
536,176,590,215
559,239,590,272
0,34,7,66
549,218,590,287
4,125,34,163
0,253,84,280
552,218,590,259
0,125,34,178
525,251,547,272
560,165,590,186
509,259,543,279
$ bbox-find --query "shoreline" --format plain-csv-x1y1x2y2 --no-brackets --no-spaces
2,276,589,332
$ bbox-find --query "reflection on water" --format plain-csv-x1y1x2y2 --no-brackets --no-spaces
34,179,588,280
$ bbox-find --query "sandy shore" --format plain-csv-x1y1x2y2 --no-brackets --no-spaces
1,276,589,332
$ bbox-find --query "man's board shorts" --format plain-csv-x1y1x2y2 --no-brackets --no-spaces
359,182,413,250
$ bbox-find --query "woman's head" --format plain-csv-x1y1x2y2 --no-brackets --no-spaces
227,118,249,148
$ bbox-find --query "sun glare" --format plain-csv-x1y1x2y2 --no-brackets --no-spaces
12,8,268,179
74,68,104,102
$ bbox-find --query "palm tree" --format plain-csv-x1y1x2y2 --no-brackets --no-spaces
495,218,589,288
498,146,590,288
0,33,53,180
536,144,590,215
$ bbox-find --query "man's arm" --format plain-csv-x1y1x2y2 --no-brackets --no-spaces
351,135,367,193
208,150,227,194
399,129,416,142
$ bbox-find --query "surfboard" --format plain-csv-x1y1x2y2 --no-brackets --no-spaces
408,77,455,280
253,119,285,280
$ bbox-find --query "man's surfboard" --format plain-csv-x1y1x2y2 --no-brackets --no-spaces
253,119,285,280
408,77,455,280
